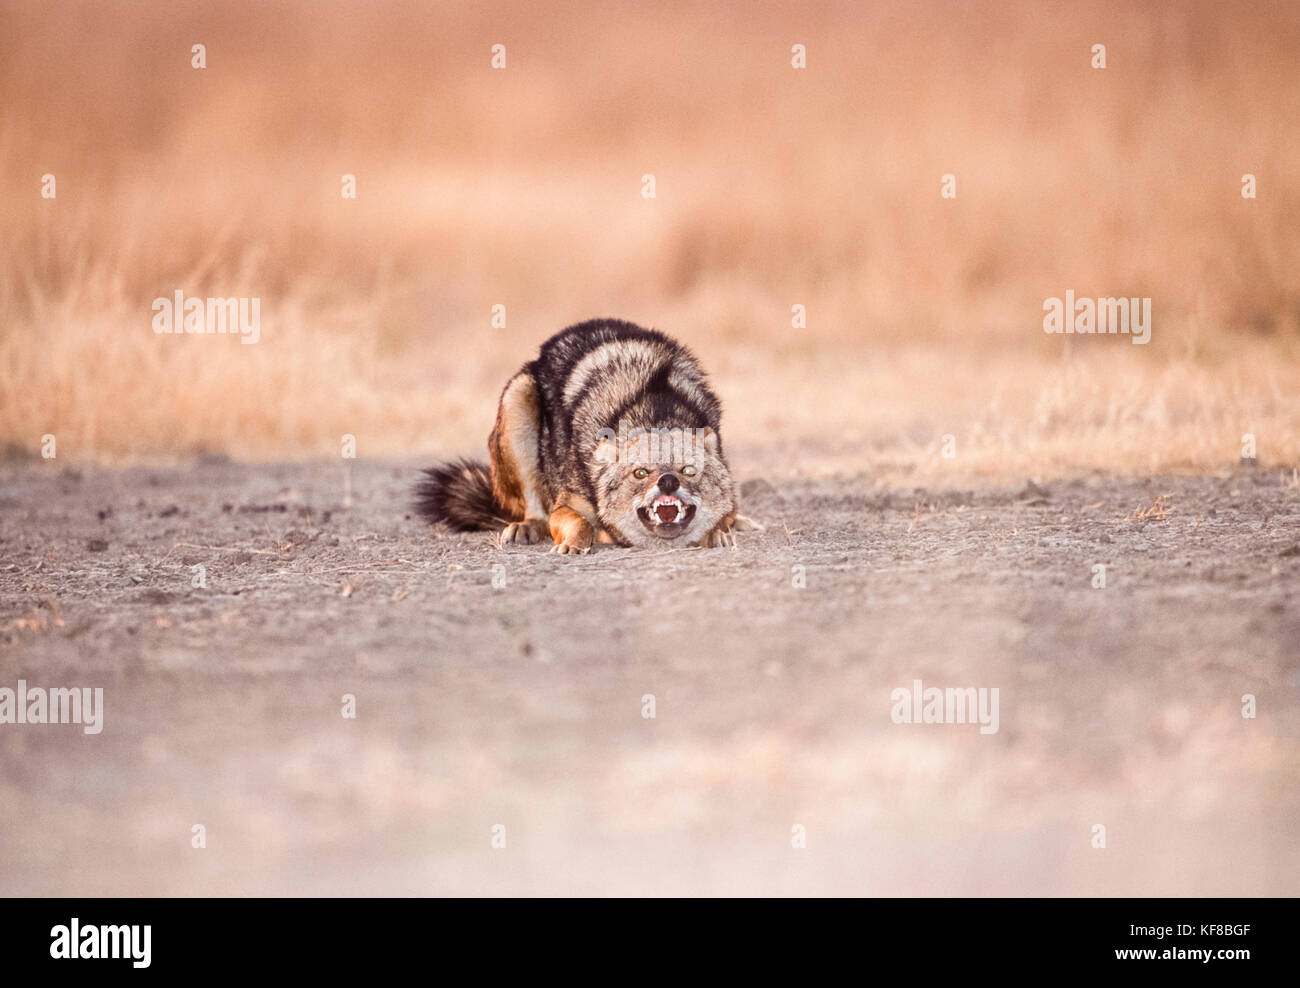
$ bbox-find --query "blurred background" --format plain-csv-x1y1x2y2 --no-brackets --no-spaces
2,2,1298,901
2,0,1298,481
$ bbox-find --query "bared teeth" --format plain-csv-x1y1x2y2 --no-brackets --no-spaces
652,495,682,524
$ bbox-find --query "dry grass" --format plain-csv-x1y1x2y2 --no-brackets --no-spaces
2,0,1298,482
1131,492,1173,522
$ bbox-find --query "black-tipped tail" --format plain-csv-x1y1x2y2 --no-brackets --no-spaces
413,459,506,531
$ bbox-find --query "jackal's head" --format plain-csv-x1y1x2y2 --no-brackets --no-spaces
591,425,736,547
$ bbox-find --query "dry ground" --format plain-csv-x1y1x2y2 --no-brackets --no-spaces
1,457,1296,895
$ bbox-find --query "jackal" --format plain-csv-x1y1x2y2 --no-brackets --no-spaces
414,319,759,553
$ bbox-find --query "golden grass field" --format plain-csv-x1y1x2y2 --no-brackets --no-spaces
3,0,1298,482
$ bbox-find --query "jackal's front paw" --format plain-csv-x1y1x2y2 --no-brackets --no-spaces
548,505,594,555
699,526,732,548
502,519,549,545
551,540,591,555
698,513,763,547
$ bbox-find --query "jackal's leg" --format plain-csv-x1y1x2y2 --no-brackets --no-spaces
548,494,596,555
488,372,550,544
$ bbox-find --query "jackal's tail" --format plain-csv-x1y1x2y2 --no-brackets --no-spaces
413,459,507,531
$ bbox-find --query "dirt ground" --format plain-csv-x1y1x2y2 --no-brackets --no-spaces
1,456,1297,896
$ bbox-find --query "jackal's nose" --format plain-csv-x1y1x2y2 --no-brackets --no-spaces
657,473,679,493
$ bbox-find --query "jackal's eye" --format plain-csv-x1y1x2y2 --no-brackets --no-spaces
633,468,649,480
681,465,697,477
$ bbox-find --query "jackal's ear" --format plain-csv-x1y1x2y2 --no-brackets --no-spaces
695,426,718,455
593,429,617,464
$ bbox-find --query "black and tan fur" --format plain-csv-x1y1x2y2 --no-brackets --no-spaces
414,319,758,553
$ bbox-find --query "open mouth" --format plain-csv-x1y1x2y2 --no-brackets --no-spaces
637,495,697,536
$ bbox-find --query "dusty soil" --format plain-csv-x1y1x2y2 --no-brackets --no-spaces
1,457,1297,896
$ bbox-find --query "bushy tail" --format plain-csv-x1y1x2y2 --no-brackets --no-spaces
413,459,508,531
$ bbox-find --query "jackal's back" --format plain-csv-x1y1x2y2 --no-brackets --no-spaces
528,319,723,491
